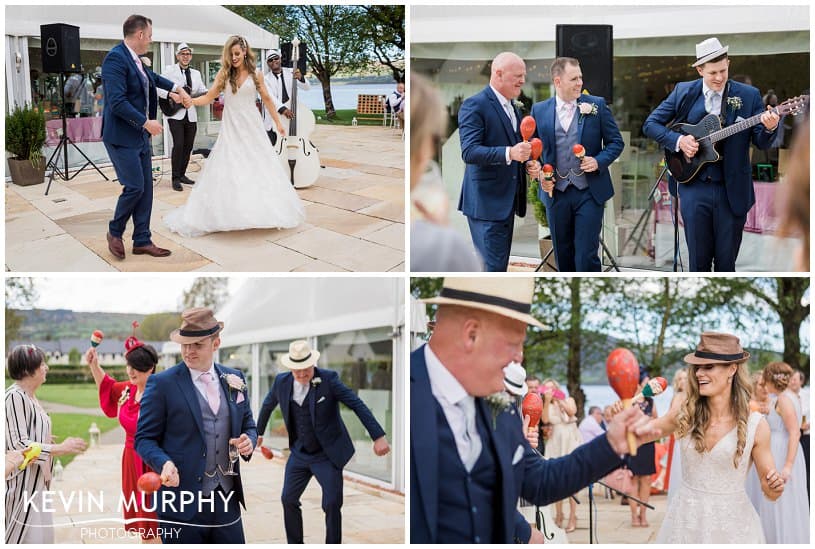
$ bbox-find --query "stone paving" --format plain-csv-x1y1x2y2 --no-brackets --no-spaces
5,125,405,272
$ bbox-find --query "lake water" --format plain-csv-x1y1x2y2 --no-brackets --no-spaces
580,385,675,417
298,83,396,111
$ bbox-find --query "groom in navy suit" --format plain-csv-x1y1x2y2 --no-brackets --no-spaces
458,52,531,272
643,37,780,271
411,277,656,543
102,15,191,260
256,340,390,543
136,308,257,543
527,57,624,272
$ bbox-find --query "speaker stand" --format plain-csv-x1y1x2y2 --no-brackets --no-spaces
45,72,108,195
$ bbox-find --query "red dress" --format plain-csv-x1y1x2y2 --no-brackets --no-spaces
99,375,158,539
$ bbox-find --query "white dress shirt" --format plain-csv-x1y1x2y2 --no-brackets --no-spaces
292,380,310,406
425,344,482,469
489,85,516,165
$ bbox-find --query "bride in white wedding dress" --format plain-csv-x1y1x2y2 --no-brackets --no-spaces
164,35,305,237
625,333,786,543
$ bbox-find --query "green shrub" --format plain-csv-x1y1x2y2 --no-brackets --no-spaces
5,103,46,165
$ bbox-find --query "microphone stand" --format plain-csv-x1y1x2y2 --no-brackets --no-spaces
587,479,655,544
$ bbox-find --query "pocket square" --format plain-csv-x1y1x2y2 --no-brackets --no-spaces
512,444,524,465
317,396,326,404
236,392,245,404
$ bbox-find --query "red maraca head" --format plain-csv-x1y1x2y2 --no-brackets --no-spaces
260,446,274,460
522,392,543,427
542,163,554,178
572,144,585,158
606,348,639,399
655,377,668,392
530,138,543,161
137,471,162,494
520,116,536,141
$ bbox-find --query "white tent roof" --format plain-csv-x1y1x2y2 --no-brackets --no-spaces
411,5,809,59
212,278,405,348
5,4,278,49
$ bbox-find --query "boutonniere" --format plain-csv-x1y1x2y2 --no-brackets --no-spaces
311,377,322,388
726,96,743,111
485,391,513,429
220,373,246,402
118,386,131,407
578,102,598,117
512,99,524,111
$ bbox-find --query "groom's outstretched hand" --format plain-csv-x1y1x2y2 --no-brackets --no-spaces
373,436,390,456
605,405,661,455
231,434,254,457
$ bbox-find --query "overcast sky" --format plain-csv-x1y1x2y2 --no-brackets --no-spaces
14,277,247,314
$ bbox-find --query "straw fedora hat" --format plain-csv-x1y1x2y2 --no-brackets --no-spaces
503,361,528,396
692,37,729,67
421,277,545,329
169,307,224,344
280,340,320,370
684,332,750,365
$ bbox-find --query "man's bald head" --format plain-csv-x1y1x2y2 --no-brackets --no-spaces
490,51,526,100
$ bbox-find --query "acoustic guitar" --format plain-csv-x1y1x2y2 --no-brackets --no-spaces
158,86,207,117
665,94,808,183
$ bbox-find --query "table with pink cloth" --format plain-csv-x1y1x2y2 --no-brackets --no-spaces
653,180,779,234
45,117,103,147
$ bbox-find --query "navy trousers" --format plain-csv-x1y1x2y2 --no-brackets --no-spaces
677,179,745,272
466,214,514,272
546,185,604,272
160,487,245,544
105,138,154,247
281,450,344,543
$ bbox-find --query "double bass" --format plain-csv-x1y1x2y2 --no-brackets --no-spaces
273,37,320,188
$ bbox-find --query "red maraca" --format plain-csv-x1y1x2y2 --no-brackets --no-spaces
522,392,543,433
137,471,162,494
542,163,555,196
606,347,640,455
530,138,543,163
520,115,536,142
573,143,586,161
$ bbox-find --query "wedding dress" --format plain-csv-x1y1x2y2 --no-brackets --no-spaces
164,72,305,236
657,411,766,543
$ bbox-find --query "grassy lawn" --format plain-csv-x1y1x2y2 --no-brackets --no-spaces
35,383,101,409
313,108,387,126
49,413,120,468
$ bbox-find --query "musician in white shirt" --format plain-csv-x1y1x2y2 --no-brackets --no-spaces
158,42,208,191
262,49,310,146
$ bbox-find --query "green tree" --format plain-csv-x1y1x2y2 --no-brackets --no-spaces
181,278,230,311
360,5,405,82
68,347,81,366
6,278,38,343
140,313,183,342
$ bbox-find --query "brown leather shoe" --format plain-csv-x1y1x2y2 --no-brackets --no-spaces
107,232,125,260
132,243,172,257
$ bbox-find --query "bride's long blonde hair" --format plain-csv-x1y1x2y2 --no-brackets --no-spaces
217,35,260,95
675,360,752,468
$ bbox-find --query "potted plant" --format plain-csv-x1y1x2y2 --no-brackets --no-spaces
527,177,556,271
6,103,47,186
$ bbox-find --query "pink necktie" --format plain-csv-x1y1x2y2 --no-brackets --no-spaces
201,372,220,414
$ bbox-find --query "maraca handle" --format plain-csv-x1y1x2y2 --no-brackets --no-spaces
622,398,637,456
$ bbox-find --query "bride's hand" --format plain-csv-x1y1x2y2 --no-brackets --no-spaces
276,124,287,137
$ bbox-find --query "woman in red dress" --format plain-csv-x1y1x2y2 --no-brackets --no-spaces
85,333,160,543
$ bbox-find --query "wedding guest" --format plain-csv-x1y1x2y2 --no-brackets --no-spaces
256,340,390,543
387,81,405,127
541,378,583,532
579,406,606,443
625,367,658,527
410,72,482,271
6,345,88,543
85,330,160,543
751,362,809,543
788,370,809,500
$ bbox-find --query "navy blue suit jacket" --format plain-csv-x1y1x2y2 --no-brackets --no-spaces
530,94,624,207
101,42,176,147
410,345,623,543
457,86,526,221
135,363,257,521
256,368,386,470
642,79,779,216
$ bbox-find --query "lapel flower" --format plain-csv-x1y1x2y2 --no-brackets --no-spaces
726,96,743,111
311,377,322,388
220,373,246,402
485,391,513,429
117,386,131,407
512,99,524,111
578,102,598,116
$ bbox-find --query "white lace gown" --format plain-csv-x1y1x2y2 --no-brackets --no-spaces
164,72,305,237
657,411,766,543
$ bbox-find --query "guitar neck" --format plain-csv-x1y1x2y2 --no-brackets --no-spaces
707,110,769,144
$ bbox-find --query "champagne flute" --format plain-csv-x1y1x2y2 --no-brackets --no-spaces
224,442,239,476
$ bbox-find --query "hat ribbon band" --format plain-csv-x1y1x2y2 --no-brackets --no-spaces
439,288,531,314
179,325,220,338
504,377,525,389
290,352,312,363
694,350,745,361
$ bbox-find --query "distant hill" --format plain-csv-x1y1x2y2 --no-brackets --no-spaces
10,309,160,340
